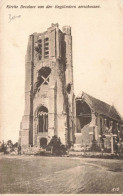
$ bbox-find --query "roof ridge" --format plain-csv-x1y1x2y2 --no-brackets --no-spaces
83,91,112,108
76,91,123,122
112,105,123,121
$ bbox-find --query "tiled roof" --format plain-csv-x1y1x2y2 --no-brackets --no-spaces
76,91,123,122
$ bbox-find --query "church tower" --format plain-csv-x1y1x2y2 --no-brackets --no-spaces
19,23,75,150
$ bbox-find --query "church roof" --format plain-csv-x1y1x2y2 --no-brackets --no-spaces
76,91,123,123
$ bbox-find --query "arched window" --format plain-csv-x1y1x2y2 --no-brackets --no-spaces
38,106,48,133
33,67,51,95
38,67,51,85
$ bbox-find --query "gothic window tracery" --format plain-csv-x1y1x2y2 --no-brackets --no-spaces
38,106,48,133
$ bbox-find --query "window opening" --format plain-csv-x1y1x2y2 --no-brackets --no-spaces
38,67,51,85
38,106,48,133
44,37,49,58
35,39,42,60
33,67,51,96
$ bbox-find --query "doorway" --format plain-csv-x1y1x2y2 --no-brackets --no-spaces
40,138,47,148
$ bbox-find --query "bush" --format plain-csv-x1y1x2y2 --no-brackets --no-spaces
47,135,67,156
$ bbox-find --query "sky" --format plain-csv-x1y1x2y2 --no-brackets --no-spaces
0,0,123,143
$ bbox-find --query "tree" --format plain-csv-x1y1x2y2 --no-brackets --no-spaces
0,141,7,153
6,140,13,153
13,142,18,148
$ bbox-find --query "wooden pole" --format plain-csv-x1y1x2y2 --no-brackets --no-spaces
111,133,114,154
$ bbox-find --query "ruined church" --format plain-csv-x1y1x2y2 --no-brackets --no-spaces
19,24,123,152
19,24,75,149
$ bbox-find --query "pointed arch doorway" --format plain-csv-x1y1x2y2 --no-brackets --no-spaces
40,138,47,148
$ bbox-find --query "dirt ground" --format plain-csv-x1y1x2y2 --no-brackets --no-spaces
0,155,123,194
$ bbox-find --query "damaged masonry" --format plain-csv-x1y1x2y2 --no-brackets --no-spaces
76,92,123,154
19,23,123,154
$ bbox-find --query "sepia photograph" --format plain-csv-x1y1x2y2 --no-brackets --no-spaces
0,0,123,194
